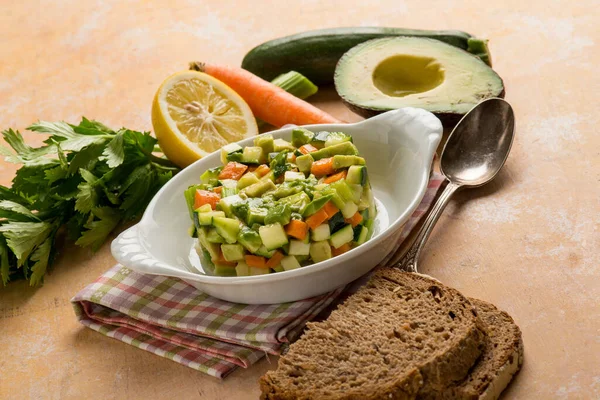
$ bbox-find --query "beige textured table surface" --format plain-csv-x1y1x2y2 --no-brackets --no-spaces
1,1,598,399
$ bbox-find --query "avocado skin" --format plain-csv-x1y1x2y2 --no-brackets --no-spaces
341,85,505,127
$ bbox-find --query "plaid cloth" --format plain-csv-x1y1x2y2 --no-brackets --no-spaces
71,173,445,379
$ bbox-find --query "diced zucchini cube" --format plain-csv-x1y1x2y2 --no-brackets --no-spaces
220,143,243,165
348,184,363,202
289,239,311,256
329,224,354,249
237,172,260,189
242,146,265,164
250,266,270,275
218,195,243,217
284,171,305,182
195,204,213,213
213,217,240,244
235,261,250,276
281,255,301,271
346,165,368,185
214,264,237,276
206,228,227,243
341,200,359,219
295,154,314,173
258,223,289,250
353,225,369,245
291,128,315,147
312,224,331,241
325,132,352,147
243,180,276,198
197,211,226,226
273,138,295,151
221,244,245,261
254,134,275,154
255,245,276,258
310,241,332,263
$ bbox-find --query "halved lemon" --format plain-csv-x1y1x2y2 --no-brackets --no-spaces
151,71,258,167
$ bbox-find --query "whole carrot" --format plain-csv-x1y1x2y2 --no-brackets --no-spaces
189,62,340,128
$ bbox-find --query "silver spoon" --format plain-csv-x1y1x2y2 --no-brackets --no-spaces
394,97,515,273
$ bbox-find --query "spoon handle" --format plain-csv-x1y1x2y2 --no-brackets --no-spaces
396,181,460,273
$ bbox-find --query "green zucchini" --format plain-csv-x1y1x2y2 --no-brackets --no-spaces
241,27,492,84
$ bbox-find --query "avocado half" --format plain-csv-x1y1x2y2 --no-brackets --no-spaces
334,37,505,126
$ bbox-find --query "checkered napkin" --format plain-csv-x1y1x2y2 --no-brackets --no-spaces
71,173,445,379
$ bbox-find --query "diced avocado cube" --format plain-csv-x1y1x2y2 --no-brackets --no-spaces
303,194,333,217
353,225,369,245
247,207,268,225
325,132,352,147
330,224,354,249
279,192,311,213
235,261,250,276
218,194,243,217
213,217,240,244
221,243,245,261
341,200,359,219
295,154,314,173
330,180,354,202
272,265,285,273
254,134,275,154
195,203,213,213
243,180,276,198
250,266,270,275
273,183,302,198
346,165,368,185
259,223,288,250
255,245,276,258
197,211,226,226
242,146,265,164
273,138,295,151
310,142,359,161
197,230,221,260
312,224,331,241
206,228,227,244
310,131,330,148
237,172,260,189
214,264,237,276
281,255,301,271
284,171,305,181
332,156,366,170
291,128,315,147
265,203,292,226
238,226,262,253
310,241,332,263
289,240,310,256
328,212,346,234
220,143,243,164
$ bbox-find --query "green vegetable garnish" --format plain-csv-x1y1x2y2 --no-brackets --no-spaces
0,118,179,286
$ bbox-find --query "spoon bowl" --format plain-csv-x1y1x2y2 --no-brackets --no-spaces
395,97,515,272
441,98,515,187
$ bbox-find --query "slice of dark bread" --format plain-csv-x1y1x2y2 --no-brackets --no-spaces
431,298,524,400
260,268,486,400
